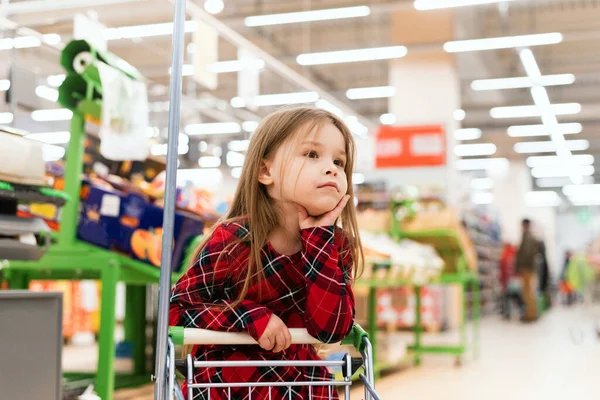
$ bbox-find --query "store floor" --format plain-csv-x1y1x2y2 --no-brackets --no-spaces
64,306,600,399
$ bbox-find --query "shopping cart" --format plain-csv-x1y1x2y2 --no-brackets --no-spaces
165,324,380,400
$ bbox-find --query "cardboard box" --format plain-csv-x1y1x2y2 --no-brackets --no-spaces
77,182,204,272
77,184,127,249
116,195,205,272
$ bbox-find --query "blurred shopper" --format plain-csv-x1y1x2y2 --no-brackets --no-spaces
538,241,551,309
515,219,540,322
500,244,524,319
560,251,576,305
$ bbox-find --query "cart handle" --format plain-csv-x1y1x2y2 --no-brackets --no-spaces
169,324,369,351
168,327,319,346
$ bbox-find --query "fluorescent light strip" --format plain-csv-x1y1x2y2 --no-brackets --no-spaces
297,45,407,66
232,92,320,108
415,0,512,10
345,116,369,137
35,86,59,102
353,173,366,185
455,128,482,141
103,20,197,40
226,151,245,167
570,199,600,206
471,74,575,91
185,122,242,136
31,108,73,122
228,140,250,152
206,59,265,73
456,157,509,171
490,103,581,119
242,121,259,133
472,191,493,205
455,143,496,157
514,139,589,154
0,112,13,124
0,80,10,91
26,131,70,145
563,184,600,197
244,6,370,27
177,168,223,186
444,32,563,53
526,154,594,168
231,167,243,179
519,48,542,79
531,165,594,178
508,122,582,137
151,143,189,156
470,178,494,190
0,34,61,51
315,99,344,118
42,144,66,162
379,113,397,125
525,191,562,207
536,176,593,188
198,156,221,168
346,86,396,100
47,74,66,87
454,109,466,121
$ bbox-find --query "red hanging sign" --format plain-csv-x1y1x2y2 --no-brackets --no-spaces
375,125,446,169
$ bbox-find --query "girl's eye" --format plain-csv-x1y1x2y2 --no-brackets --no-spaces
334,159,345,167
305,151,318,159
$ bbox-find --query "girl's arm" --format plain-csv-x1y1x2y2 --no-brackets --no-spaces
169,225,273,341
300,226,355,343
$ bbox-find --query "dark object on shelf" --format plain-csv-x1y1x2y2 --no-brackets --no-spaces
0,180,69,207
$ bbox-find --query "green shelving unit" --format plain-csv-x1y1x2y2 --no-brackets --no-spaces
356,203,481,375
2,40,189,400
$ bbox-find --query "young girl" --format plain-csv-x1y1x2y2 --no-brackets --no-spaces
169,107,364,399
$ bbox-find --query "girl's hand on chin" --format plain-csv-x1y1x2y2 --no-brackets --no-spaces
296,195,350,230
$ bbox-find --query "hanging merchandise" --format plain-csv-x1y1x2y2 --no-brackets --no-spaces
94,60,150,161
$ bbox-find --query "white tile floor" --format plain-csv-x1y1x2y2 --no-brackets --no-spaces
66,306,600,399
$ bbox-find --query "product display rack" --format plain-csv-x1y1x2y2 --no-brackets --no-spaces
355,202,481,374
2,41,185,400
464,213,502,317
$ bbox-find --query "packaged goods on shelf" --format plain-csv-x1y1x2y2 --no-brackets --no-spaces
77,178,205,271
360,231,444,284
377,286,442,332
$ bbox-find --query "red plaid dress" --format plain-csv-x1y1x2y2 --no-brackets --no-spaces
169,220,355,400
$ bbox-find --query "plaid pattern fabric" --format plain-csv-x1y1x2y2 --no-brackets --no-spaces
170,221,355,400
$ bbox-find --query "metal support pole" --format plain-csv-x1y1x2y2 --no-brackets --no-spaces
414,286,422,366
154,0,186,398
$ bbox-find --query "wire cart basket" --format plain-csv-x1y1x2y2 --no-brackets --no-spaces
165,324,380,400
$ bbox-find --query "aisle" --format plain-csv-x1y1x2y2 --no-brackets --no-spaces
108,306,600,399
369,306,600,400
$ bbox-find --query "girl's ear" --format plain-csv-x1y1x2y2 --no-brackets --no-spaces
258,159,274,186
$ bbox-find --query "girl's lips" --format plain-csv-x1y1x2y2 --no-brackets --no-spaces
318,182,339,191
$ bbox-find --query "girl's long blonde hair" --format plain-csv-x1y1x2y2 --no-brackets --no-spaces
188,106,364,304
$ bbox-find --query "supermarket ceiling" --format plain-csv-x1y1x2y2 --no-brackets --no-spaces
1,0,600,182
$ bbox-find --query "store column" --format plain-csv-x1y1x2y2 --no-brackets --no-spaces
388,8,461,206
385,9,463,332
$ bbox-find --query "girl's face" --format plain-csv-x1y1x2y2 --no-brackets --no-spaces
259,121,349,217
